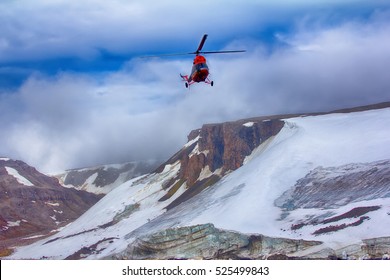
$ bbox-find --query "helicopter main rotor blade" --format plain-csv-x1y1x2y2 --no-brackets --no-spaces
140,33,245,58
139,52,195,58
199,50,246,54
196,34,208,53
140,49,246,58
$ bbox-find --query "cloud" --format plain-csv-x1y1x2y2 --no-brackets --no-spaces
1,3,390,173
0,0,262,64
212,10,390,114
4,0,387,64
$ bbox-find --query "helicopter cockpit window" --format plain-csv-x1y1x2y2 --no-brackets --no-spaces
196,63,208,71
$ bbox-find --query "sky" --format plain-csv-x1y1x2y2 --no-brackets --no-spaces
1,0,390,173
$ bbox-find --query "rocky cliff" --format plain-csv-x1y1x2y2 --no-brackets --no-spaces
0,158,103,254
112,223,322,260
156,117,284,210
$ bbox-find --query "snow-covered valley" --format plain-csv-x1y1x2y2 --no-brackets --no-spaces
7,107,390,260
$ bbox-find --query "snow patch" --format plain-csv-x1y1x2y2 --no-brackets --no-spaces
22,234,46,240
198,166,212,181
5,167,34,186
162,161,180,174
189,143,209,158
184,135,200,148
45,202,60,207
81,173,99,193
243,122,255,127
0,157,11,161
7,220,21,227
189,143,199,158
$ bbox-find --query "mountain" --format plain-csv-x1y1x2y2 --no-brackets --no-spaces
7,102,390,260
0,159,103,256
56,160,160,195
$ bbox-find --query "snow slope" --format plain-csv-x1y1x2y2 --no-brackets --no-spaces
189,109,390,235
9,108,390,259
57,160,160,195
5,166,34,186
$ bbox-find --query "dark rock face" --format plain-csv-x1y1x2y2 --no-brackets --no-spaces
156,118,284,210
0,159,103,252
111,223,322,260
185,118,285,178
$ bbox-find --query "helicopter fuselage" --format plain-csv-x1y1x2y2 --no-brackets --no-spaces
189,55,209,83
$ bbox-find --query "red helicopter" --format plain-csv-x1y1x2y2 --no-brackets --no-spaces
144,34,245,88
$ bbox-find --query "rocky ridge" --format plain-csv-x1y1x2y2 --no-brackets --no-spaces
57,160,160,195
0,158,103,255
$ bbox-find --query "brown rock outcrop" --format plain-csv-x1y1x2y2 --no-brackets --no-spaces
155,118,284,210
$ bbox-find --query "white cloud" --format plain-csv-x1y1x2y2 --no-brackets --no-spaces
0,0,262,62
1,2,390,172
6,0,383,63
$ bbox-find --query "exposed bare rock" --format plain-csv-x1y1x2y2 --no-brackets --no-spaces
327,236,390,260
110,223,322,260
111,223,390,260
360,237,390,259
155,118,284,210
187,118,285,175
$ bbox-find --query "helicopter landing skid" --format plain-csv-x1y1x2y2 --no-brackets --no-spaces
180,74,213,88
